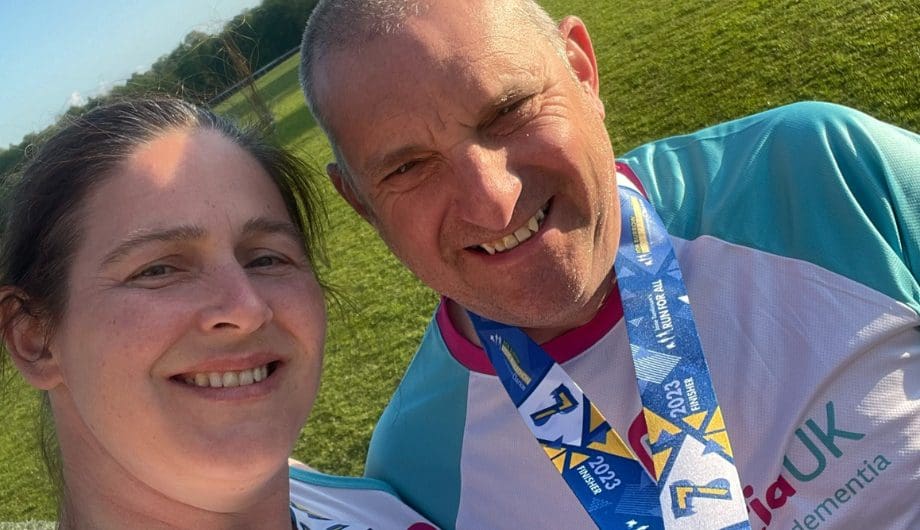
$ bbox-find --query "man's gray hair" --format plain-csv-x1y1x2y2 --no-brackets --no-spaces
299,0,563,184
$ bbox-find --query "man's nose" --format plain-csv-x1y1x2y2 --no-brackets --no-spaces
196,264,273,335
450,143,522,232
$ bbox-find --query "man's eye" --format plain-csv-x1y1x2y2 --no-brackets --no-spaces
499,96,532,117
489,96,536,132
390,160,417,178
499,101,523,116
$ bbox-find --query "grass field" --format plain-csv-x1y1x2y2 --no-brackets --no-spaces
2,0,918,521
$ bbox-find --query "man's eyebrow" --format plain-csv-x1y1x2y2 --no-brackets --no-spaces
241,217,304,243
100,225,206,267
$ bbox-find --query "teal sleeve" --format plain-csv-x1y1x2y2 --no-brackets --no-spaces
620,101,920,313
364,317,469,529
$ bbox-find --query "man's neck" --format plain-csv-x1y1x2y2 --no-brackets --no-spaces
446,275,616,346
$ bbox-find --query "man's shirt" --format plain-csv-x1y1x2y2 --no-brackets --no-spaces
365,102,920,529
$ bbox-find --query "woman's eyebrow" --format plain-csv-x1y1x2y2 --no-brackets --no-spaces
241,217,304,242
100,225,205,267
99,219,303,268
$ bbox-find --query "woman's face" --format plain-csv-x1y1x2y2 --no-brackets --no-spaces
46,128,325,506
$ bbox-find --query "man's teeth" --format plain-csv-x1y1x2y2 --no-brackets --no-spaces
480,207,546,255
182,364,270,388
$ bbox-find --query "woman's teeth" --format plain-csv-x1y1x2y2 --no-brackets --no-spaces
479,206,547,255
181,364,270,388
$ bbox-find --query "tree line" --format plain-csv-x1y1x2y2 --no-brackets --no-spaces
0,0,318,179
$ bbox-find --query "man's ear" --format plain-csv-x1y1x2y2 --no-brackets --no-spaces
0,292,63,390
327,163,374,223
558,16,604,119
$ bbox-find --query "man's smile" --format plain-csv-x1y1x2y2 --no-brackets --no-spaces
475,201,549,255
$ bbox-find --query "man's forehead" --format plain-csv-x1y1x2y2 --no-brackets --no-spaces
316,10,547,164
324,54,541,167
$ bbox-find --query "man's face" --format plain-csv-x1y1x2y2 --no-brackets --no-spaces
319,1,619,332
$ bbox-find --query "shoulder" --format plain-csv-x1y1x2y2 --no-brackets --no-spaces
621,101,919,202
621,101,919,185
620,101,920,310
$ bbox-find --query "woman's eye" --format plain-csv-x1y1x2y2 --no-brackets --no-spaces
247,255,283,268
135,264,175,278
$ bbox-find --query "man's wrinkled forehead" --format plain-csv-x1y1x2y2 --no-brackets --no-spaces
314,2,546,160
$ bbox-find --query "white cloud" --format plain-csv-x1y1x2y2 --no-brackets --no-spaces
92,80,115,97
67,91,87,108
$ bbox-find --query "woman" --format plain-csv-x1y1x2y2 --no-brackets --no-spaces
0,98,435,529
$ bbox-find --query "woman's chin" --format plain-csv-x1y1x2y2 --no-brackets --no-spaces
182,437,296,482
131,448,293,513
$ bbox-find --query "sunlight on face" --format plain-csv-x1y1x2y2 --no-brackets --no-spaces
319,0,618,334
47,128,326,510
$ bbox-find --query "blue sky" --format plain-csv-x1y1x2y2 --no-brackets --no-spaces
0,0,263,148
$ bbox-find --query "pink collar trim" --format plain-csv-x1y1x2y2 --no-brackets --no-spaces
436,161,646,374
616,161,646,195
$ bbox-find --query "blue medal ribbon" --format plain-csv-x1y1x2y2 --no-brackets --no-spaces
469,173,750,529
470,313,665,529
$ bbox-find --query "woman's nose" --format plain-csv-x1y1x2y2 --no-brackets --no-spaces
196,264,273,335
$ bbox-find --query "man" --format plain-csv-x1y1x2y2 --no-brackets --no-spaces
299,1,920,528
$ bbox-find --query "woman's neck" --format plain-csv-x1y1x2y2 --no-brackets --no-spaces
59,468,292,530
52,391,294,530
